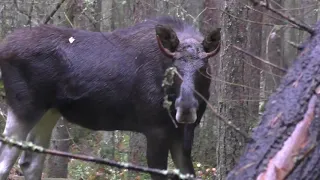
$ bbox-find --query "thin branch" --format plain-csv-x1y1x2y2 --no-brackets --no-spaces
265,0,270,8
203,72,273,94
218,8,280,27
266,25,280,87
232,45,287,73
13,0,29,17
240,2,289,24
249,0,315,35
63,12,74,28
275,34,300,49
0,135,197,180
0,6,4,14
193,7,207,23
43,0,67,24
26,0,35,26
279,2,319,12
12,0,35,27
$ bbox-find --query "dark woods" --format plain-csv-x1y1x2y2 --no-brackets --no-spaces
0,17,220,180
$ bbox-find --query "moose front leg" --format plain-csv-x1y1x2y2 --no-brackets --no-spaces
146,130,170,180
170,129,195,176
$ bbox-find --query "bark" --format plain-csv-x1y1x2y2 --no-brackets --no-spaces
216,1,262,179
46,118,70,178
227,22,320,180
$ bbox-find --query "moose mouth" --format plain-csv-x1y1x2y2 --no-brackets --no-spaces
175,107,197,124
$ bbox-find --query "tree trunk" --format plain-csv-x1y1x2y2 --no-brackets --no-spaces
216,1,262,179
46,118,70,178
227,22,320,179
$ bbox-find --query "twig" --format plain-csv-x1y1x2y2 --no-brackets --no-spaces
13,0,29,17
26,0,35,26
265,0,270,8
0,134,197,180
249,0,315,35
266,25,280,87
277,2,319,12
63,12,74,28
219,8,280,27
193,7,207,23
0,6,4,14
242,3,288,25
162,67,179,128
275,34,300,49
43,0,67,24
232,45,287,73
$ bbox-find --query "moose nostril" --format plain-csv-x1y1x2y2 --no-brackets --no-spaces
181,108,192,115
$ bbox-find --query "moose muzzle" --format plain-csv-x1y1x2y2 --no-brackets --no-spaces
175,94,199,124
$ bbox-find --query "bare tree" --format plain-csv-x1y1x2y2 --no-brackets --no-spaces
216,1,262,179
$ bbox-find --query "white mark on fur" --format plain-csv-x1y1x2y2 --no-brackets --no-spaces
69,37,75,43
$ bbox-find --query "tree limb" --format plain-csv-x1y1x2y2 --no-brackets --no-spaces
13,0,28,17
43,0,67,24
249,0,315,35
232,45,287,73
0,134,198,180
26,0,35,26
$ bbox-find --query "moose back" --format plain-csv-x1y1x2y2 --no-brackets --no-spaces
0,17,220,180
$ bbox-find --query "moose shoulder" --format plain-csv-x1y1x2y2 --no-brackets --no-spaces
0,17,220,180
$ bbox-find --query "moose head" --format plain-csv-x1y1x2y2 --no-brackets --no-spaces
156,24,221,124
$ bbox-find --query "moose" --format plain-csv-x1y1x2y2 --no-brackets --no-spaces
0,16,220,180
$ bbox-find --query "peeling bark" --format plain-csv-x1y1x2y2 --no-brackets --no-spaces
227,22,320,180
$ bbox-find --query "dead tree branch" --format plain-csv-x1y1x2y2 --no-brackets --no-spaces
43,0,67,24
13,0,28,17
13,0,34,26
249,0,315,35
26,0,35,26
0,134,197,180
232,45,287,73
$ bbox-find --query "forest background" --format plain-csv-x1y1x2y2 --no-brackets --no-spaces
0,0,318,179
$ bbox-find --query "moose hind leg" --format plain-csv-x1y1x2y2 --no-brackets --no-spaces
0,108,41,180
19,109,61,180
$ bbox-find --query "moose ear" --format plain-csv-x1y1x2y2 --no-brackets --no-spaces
202,28,221,56
155,25,180,57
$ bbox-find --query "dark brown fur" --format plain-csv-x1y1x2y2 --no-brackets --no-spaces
0,17,220,179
